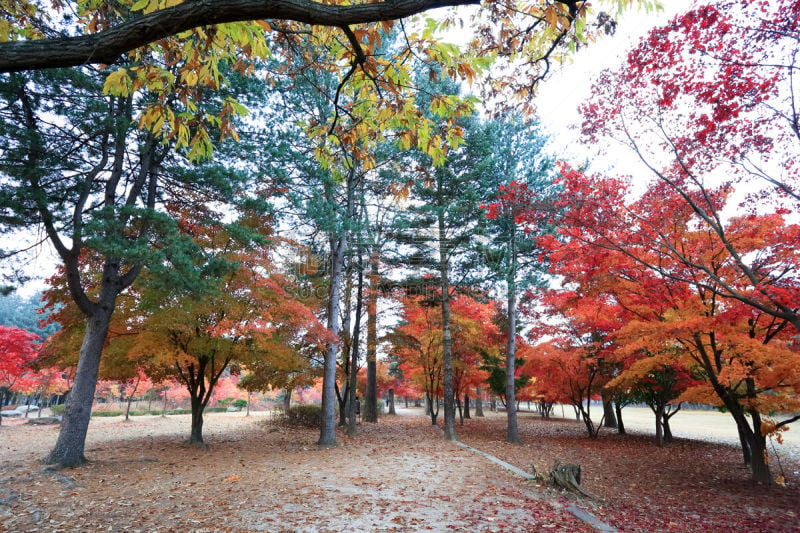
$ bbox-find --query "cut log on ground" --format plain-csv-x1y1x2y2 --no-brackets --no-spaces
551,461,594,499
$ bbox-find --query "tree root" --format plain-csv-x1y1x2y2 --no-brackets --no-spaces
0,487,20,507
40,467,79,489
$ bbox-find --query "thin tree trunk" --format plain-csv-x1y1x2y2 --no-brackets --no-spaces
124,375,141,422
335,382,348,427
45,307,113,467
437,201,456,441
614,401,625,435
387,389,396,415
475,387,484,417
364,250,379,423
339,263,354,428
347,257,364,437
463,393,471,419
427,393,439,425
505,274,520,443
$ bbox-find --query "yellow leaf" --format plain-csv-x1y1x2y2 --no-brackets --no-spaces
102,68,132,97
181,69,198,87
130,0,151,12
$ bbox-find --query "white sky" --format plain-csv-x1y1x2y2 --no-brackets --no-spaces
535,0,694,177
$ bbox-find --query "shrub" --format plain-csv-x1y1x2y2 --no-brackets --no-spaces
284,405,323,427
50,404,66,416
232,399,247,409
92,410,123,417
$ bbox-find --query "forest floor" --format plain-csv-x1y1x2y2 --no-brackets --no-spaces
0,407,797,532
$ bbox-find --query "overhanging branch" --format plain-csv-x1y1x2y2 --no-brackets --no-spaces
0,0,479,73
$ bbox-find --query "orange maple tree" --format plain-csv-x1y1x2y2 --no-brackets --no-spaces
537,163,800,482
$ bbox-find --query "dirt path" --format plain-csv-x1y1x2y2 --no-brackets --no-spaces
0,411,592,532
3,408,799,532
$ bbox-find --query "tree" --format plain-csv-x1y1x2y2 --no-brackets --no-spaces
391,296,445,425
479,116,558,442
607,353,698,446
0,294,59,339
581,0,800,332
0,325,40,423
526,339,608,437
545,164,800,482
0,57,262,465
116,216,329,445
391,293,498,425
389,73,499,439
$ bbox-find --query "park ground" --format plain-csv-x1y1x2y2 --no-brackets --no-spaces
1,407,799,532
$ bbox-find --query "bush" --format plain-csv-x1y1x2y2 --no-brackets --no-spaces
284,405,323,428
165,409,191,415
232,399,247,409
50,404,65,416
92,410,123,417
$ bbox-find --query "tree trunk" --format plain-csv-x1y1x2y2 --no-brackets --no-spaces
427,393,439,425
283,388,292,412
347,257,364,437
456,395,463,425
745,402,773,484
749,431,772,484
577,401,597,438
438,207,456,441
319,231,346,446
614,401,625,435
363,250,379,423
45,308,112,467
189,396,206,446
654,404,664,447
338,263,354,428
336,382,348,427
505,275,520,444
387,388,396,415
124,375,141,422
602,396,617,428
463,393,471,419
737,424,752,466
662,416,673,442
475,387,484,417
